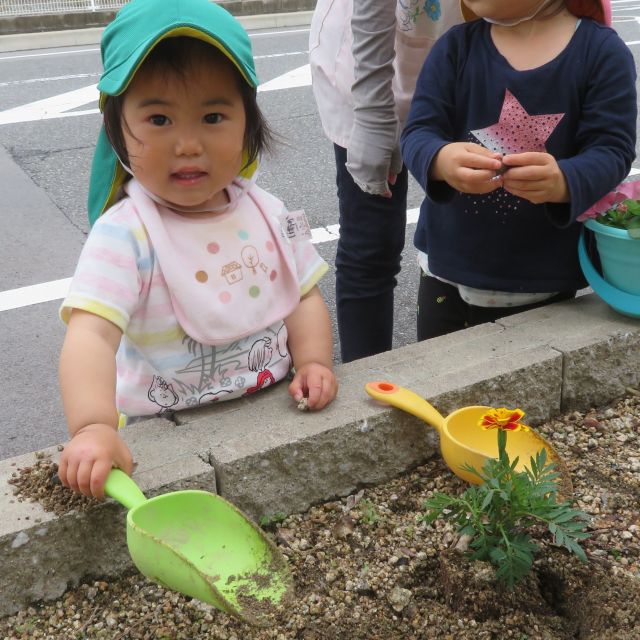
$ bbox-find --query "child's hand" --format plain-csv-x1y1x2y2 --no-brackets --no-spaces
501,152,569,204
58,423,133,499
289,363,338,411
431,142,503,194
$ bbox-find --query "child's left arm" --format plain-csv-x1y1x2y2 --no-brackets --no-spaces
500,152,569,205
285,285,338,410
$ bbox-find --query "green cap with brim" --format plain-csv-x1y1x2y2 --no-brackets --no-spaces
88,0,259,226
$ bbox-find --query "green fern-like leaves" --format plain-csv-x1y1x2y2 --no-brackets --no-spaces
423,437,590,588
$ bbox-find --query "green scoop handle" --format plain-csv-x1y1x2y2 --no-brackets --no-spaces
104,469,147,510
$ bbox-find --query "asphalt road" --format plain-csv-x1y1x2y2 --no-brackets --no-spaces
1,8,639,458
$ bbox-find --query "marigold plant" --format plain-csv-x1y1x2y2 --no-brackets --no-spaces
423,408,590,588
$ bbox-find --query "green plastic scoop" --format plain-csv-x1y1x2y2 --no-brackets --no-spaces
104,469,293,626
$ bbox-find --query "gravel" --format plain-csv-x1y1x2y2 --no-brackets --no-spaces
2,391,640,639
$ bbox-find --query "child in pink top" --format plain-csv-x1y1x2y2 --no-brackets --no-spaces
58,0,338,498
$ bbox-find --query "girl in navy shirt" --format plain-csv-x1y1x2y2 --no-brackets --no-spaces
401,0,636,339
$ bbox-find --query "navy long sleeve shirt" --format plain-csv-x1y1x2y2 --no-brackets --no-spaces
401,19,636,293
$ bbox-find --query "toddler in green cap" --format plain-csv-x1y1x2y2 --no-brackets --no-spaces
58,0,338,498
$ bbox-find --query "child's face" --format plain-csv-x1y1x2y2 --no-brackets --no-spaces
462,0,556,22
121,52,247,212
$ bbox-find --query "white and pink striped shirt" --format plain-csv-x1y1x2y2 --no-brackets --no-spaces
61,179,328,418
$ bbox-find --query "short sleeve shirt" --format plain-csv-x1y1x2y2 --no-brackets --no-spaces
61,183,328,418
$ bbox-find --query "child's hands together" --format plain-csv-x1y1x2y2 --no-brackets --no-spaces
431,142,503,194
58,424,134,499
501,152,569,204
433,145,569,204
289,362,338,410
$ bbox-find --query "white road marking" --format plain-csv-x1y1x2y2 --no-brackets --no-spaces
0,278,72,312
0,64,312,125
0,208,421,312
0,52,306,89
0,83,99,125
258,64,310,92
0,48,100,61
0,27,311,62
0,72,100,88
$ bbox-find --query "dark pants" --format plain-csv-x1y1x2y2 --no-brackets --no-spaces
334,144,408,363
417,272,576,341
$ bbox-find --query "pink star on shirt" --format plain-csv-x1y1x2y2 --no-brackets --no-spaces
471,90,564,155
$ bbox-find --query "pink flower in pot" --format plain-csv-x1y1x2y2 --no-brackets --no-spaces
578,179,640,238
578,179,640,319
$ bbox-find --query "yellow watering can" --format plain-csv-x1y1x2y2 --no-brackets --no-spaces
104,469,293,626
365,381,572,495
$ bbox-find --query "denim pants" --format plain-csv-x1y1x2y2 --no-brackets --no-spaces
334,144,408,362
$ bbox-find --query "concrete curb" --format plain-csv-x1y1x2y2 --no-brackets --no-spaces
0,10,313,53
1,293,639,614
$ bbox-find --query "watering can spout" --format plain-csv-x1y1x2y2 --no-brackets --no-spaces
104,469,148,510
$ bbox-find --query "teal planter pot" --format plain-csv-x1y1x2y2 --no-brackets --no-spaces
578,219,640,319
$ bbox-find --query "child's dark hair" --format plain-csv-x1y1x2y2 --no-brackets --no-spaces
103,37,273,173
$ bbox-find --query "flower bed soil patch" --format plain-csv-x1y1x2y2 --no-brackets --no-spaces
1,393,639,639
7,453,99,516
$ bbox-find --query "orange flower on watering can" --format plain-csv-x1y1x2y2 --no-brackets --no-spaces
479,408,529,432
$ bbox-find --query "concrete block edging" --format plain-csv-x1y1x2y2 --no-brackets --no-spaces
0,293,639,615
